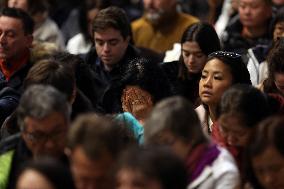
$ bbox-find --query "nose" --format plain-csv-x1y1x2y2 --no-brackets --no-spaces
9,0,16,7
86,184,94,189
144,0,154,8
0,33,7,44
203,75,212,88
243,6,251,15
263,172,273,187
187,54,195,64
102,43,110,53
44,138,56,150
227,134,238,146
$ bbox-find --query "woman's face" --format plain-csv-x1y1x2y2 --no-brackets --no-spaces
252,146,284,189
16,170,54,189
274,72,284,95
218,114,253,147
182,41,207,74
116,168,162,189
199,58,233,107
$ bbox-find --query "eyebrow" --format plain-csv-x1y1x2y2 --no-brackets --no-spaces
0,29,16,34
182,49,203,54
202,69,224,74
213,71,224,75
95,37,119,42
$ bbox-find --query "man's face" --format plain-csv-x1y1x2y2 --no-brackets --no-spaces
238,0,272,28
0,16,33,62
143,0,176,25
70,146,114,189
22,112,68,158
8,0,29,11
94,27,129,71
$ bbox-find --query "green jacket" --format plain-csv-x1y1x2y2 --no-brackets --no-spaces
0,150,14,189
0,134,31,189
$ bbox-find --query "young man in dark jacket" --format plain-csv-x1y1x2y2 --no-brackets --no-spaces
84,6,142,113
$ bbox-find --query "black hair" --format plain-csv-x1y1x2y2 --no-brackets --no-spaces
17,158,76,189
208,51,252,85
122,57,173,103
263,37,284,95
178,22,221,80
0,7,34,35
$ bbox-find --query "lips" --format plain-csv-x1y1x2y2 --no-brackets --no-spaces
0,47,6,52
241,18,253,24
201,91,212,97
101,56,112,61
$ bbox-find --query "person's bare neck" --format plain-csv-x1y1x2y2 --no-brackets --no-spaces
208,105,217,122
242,25,267,38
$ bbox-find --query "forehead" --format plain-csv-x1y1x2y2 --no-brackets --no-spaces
0,15,24,32
8,0,29,8
146,0,176,5
275,21,284,28
17,170,54,189
203,58,231,72
219,114,245,128
94,27,123,40
24,112,67,132
239,0,268,5
71,147,113,176
274,73,284,83
253,146,284,164
182,41,202,52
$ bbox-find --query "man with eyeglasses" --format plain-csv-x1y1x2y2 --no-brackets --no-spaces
0,84,71,189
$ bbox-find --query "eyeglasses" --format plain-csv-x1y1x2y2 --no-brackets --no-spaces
208,51,241,59
24,130,65,143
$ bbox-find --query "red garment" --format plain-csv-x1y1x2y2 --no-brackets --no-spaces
268,93,284,114
0,50,30,81
211,121,242,169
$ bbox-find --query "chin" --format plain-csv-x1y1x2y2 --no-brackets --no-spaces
200,98,211,105
0,54,7,59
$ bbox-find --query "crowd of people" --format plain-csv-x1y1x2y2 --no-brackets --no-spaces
0,0,284,189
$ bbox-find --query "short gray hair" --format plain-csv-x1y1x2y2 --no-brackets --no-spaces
17,84,71,130
144,96,206,145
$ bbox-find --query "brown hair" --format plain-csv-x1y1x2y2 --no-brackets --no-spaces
92,6,131,39
68,113,136,160
24,59,75,102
